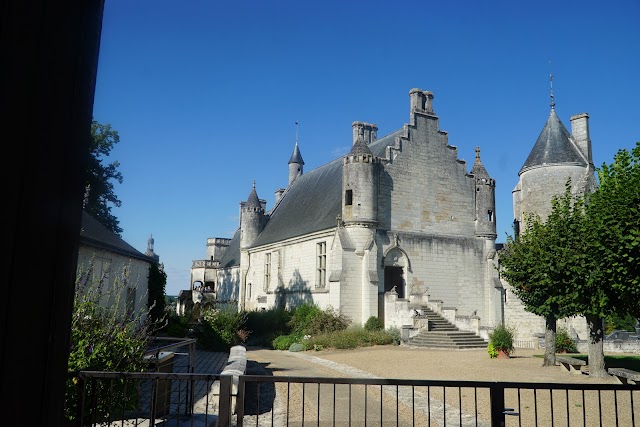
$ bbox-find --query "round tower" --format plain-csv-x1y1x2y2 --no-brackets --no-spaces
240,182,266,249
342,124,379,225
471,147,497,239
288,142,304,185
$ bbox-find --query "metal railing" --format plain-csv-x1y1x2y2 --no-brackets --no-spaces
65,371,639,426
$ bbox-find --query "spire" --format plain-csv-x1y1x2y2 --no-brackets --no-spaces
549,62,555,110
246,180,261,209
147,233,154,252
288,119,305,165
471,146,489,177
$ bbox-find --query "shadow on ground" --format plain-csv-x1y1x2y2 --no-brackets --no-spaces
242,360,276,416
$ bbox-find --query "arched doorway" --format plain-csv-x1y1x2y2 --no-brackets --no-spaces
383,248,408,298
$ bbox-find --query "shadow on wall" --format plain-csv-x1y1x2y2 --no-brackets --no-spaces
216,268,240,302
274,269,313,310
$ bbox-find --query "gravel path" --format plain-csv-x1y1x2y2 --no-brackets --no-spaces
242,345,638,427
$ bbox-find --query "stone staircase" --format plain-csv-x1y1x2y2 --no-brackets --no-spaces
405,306,488,349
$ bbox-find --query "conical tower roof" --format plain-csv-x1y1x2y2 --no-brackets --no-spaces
245,182,261,209
471,147,489,177
519,109,586,175
349,137,372,155
288,143,304,165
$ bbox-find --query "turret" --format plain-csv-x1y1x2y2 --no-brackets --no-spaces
471,147,497,239
240,182,267,249
342,122,380,225
288,142,304,185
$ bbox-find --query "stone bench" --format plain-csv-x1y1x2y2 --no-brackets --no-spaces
556,355,587,374
608,367,640,385
212,345,247,412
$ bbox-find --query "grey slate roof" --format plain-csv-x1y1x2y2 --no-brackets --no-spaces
288,143,305,164
79,211,151,262
250,129,404,248
519,109,586,175
246,185,262,209
218,228,241,267
350,138,373,155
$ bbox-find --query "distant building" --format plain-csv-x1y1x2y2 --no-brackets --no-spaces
77,211,154,318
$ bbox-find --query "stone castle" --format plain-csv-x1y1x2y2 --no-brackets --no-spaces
185,87,594,342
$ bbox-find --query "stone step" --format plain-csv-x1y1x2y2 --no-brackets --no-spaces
406,306,488,349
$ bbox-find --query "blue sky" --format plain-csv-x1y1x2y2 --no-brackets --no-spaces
93,0,640,296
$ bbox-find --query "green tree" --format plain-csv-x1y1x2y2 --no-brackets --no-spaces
84,119,123,235
574,141,640,377
498,183,586,366
148,262,167,323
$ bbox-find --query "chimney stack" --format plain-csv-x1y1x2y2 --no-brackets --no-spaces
570,113,592,164
409,88,434,114
351,121,378,145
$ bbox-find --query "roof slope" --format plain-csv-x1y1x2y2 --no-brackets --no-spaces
219,228,241,267
520,109,586,175
80,211,150,262
250,129,403,248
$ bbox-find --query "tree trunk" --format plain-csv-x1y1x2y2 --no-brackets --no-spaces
586,314,606,377
543,315,557,366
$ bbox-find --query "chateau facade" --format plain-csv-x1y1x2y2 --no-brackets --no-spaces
188,87,596,342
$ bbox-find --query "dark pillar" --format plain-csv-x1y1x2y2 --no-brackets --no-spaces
0,1,105,424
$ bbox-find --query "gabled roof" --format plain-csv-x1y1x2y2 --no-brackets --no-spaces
250,129,403,248
519,109,586,175
79,211,151,262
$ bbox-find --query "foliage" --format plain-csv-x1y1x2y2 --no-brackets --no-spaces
304,326,397,350
364,316,385,331
84,119,124,235
386,327,402,345
488,324,515,355
605,313,638,335
197,307,249,351
289,343,304,352
163,313,193,337
147,262,167,323
245,308,293,346
66,260,161,422
287,303,350,336
272,334,301,350
580,142,640,319
555,327,578,353
487,342,498,359
498,182,587,364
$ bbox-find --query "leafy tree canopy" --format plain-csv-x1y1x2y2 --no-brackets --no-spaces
84,119,123,235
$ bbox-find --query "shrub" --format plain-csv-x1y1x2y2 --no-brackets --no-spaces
272,334,301,350
289,343,304,352
489,324,515,356
364,316,384,331
245,308,293,346
487,342,498,359
197,307,249,351
386,327,402,345
66,260,162,423
305,326,396,350
556,327,578,353
307,307,350,335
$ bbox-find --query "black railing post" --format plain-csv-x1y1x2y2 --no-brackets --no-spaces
490,384,506,427
218,374,233,427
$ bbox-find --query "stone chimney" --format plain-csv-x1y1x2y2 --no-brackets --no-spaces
275,188,285,204
570,113,592,164
351,121,378,145
409,88,434,114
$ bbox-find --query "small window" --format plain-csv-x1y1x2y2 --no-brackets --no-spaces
487,210,493,222
264,253,271,292
316,242,327,288
345,189,353,206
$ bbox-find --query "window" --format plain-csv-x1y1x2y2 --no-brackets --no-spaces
316,242,326,288
345,189,353,206
264,253,271,291
487,210,493,222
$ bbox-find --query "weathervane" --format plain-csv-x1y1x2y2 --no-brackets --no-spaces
295,112,299,146
549,61,555,110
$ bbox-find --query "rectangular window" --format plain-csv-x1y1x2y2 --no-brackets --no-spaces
264,253,271,291
345,189,353,206
316,242,326,288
